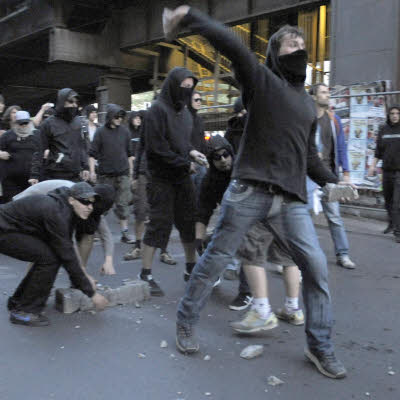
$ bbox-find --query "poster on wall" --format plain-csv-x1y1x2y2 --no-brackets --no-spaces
330,80,389,190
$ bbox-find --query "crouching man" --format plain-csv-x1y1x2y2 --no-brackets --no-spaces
0,182,108,326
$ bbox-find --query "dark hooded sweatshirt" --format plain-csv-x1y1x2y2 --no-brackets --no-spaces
224,114,246,154
181,9,337,202
0,187,94,297
145,67,197,183
375,106,400,171
128,111,143,155
197,135,233,225
89,104,133,176
133,110,148,179
188,103,208,154
38,88,88,178
0,125,41,184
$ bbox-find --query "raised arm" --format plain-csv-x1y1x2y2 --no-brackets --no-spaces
164,6,259,97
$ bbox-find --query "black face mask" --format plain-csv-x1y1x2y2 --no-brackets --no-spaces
176,86,193,109
62,106,78,122
278,49,308,84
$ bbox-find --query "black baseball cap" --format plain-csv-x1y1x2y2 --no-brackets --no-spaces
69,182,99,201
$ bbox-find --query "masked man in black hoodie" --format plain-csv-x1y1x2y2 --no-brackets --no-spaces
89,104,135,244
138,67,208,297
35,88,89,183
369,106,400,241
0,182,108,326
165,6,352,379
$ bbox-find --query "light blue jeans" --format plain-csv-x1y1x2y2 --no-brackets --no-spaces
321,200,349,256
177,179,334,354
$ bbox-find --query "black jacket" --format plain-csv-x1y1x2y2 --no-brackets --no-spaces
133,110,148,179
197,135,233,225
128,111,142,156
182,9,337,202
188,105,208,154
38,89,88,177
145,67,197,183
89,104,133,176
0,187,94,297
375,106,400,171
0,127,41,183
224,115,246,154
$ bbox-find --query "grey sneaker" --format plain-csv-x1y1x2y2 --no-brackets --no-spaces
337,255,356,269
305,348,347,379
123,247,141,261
230,309,278,334
176,323,199,354
160,252,177,265
275,307,304,326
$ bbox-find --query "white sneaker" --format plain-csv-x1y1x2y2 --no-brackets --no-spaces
337,255,356,269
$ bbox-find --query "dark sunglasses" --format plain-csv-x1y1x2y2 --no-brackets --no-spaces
114,115,124,120
18,122,29,126
212,150,230,161
193,98,202,103
66,98,78,105
75,198,95,206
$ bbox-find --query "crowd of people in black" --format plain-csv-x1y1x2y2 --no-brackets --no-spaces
1,4,399,381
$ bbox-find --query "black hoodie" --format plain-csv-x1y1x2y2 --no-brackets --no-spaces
145,67,198,183
181,9,338,202
224,114,246,154
133,110,148,179
197,135,233,225
89,104,133,176
38,88,88,178
188,103,207,154
375,106,400,171
0,187,94,297
128,111,142,155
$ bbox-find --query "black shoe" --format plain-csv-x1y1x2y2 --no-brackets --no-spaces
229,293,253,311
383,224,393,234
305,348,347,379
10,311,50,327
121,231,136,244
176,323,199,354
138,273,164,296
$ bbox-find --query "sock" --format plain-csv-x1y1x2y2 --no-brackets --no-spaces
141,268,151,278
185,262,195,274
135,240,141,249
285,296,299,311
160,248,167,254
251,297,271,319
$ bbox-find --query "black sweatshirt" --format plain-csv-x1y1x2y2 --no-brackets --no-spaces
0,188,94,297
38,88,88,177
375,106,400,171
181,9,338,202
188,106,208,154
145,67,197,183
0,128,41,183
197,135,233,225
133,110,148,178
89,104,133,176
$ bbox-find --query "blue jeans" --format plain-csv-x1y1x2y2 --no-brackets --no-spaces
177,179,334,354
321,200,349,256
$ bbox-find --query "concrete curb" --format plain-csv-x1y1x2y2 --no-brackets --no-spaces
55,280,151,314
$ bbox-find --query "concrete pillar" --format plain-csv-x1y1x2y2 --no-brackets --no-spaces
330,0,400,88
96,74,131,124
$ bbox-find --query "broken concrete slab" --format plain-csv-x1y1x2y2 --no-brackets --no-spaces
55,280,150,313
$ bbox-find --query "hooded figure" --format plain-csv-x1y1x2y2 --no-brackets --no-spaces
188,94,207,154
178,10,338,203
38,88,88,181
0,115,41,202
375,105,400,172
197,135,234,227
89,104,133,177
145,67,198,183
128,110,143,155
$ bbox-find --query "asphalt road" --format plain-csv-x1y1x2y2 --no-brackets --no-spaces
0,214,399,400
